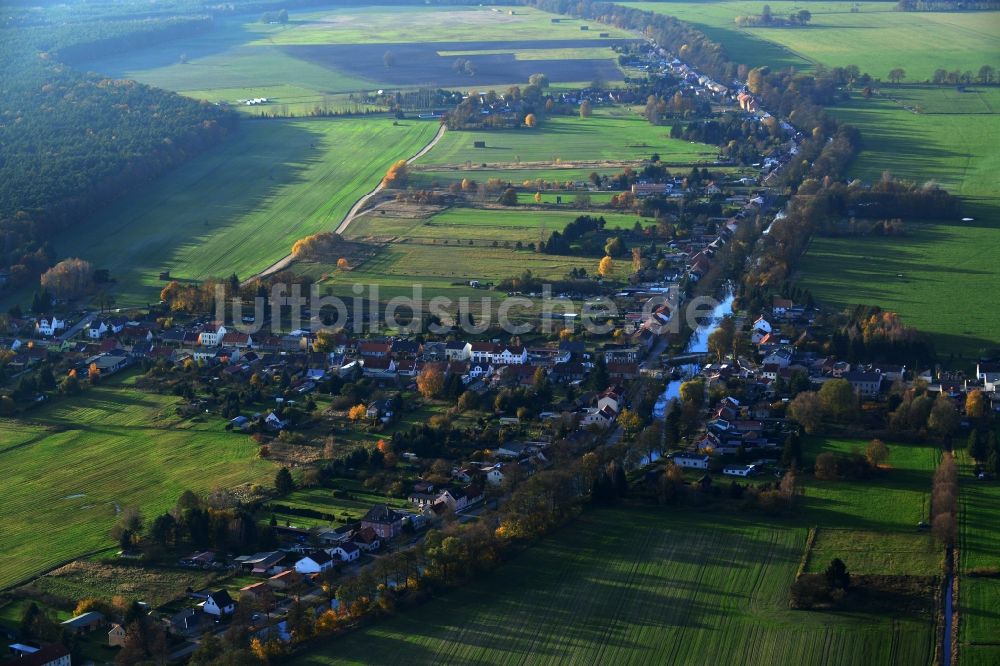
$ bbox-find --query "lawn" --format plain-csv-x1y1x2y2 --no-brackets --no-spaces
79,5,631,105
56,117,438,306
621,2,1000,80
268,486,411,528
417,108,716,166
290,507,935,665
799,436,938,532
0,375,273,591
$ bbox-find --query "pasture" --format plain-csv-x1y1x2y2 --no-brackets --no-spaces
0,375,271,591
58,117,438,305
622,2,1000,80
345,206,653,243
291,507,935,666
801,86,1000,356
417,108,716,166
79,5,631,109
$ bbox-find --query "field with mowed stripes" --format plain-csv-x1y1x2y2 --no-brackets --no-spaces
291,508,935,665
0,374,272,590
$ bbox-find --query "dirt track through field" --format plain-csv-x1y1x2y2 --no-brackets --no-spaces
243,123,446,284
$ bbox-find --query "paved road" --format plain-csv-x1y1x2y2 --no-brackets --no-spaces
56,312,94,342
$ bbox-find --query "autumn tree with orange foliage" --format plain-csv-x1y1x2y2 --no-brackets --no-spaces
40,257,93,299
336,257,350,270
291,232,341,260
598,255,614,278
524,113,537,128
348,404,368,420
416,366,444,399
381,160,409,188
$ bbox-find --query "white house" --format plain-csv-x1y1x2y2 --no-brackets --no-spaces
445,341,472,361
35,316,66,337
328,542,360,562
295,551,335,574
198,325,227,346
580,405,617,428
470,342,498,364
762,348,793,368
673,454,710,469
597,388,622,415
87,320,109,339
752,316,772,334
493,345,527,365
203,590,235,616
723,464,757,477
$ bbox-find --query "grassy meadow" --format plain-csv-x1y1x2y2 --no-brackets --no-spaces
345,206,654,243
57,117,438,305
80,5,630,111
418,108,716,166
0,375,272,590
291,506,935,666
622,2,999,80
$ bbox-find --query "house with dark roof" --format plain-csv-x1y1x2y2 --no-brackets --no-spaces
361,504,406,539
1,643,71,666
294,551,335,574
203,590,235,616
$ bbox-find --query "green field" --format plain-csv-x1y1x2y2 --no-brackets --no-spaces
268,486,411,528
310,242,603,301
291,507,934,666
0,375,272,590
956,445,1000,665
57,117,437,305
345,206,653,243
418,108,716,166
410,166,628,189
622,2,1000,80
80,5,630,111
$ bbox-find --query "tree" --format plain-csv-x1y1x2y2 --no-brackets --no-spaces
865,438,889,468
381,160,409,188
348,403,368,420
524,113,537,128
761,4,773,22
598,255,614,278
888,68,906,85
795,9,811,23
825,558,850,591
416,366,445,399
528,73,549,88
814,452,839,480
928,393,959,437
579,99,592,118
39,258,94,299
965,389,985,420
533,191,542,203
618,408,642,437
679,378,705,407
275,467,295,495
977,64,995,85
498,188,518,206
788,391,823,434
819,379,856,422
383,50,395,67
337,257,350,271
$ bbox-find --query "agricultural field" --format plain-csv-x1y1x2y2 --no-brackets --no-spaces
80,5,633,112
267,486,411,529
798,436,938,532
57,117,438,306
955,446,1000,665
417,108,716,166
306,243,603,301
0,375,272,591
345,206,654,244
291,507,935,666
621,2,1000,80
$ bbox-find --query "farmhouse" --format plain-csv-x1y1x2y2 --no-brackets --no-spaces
35,316,65,337
60,611,105,635
361,504,407,539
203,590,235,616
295,550,335,574
673,454,710,469
328,542,361,562
108,623,126,647
845,371,883,397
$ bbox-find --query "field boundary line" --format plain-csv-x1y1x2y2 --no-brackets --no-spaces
242,123,446,285
795,526,819,579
